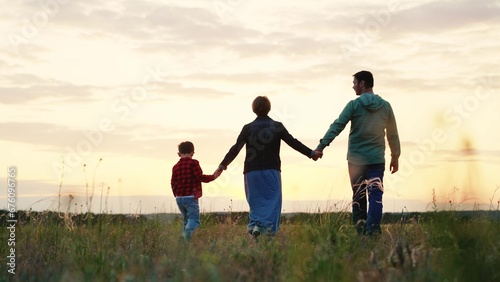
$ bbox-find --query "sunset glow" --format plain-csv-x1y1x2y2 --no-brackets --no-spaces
1,0,499,214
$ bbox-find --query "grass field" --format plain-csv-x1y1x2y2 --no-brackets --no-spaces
1,209,499,282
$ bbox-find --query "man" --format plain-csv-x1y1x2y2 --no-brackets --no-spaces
316,70,400,236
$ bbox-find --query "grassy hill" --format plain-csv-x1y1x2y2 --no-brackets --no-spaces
1,209,499,281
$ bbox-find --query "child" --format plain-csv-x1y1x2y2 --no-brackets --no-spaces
171,141,220,240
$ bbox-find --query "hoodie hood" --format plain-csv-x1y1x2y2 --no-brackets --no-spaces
358,93,385,111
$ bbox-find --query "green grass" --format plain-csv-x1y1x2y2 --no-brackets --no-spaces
1,210,499,282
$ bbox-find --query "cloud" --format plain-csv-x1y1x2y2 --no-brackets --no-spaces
151,81,235,99
27,1,343,61
0,122,81,148
432,149,500,165
176,68,323,90
0,74,97,104
388,0,500,34
0,1,386,83
54,2,147,39
47,1,257,45
0,58,8,68
0,121,233,160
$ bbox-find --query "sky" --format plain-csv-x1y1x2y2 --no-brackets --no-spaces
1,0,499,214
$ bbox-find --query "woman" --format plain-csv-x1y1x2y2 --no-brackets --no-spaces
216,96,319,238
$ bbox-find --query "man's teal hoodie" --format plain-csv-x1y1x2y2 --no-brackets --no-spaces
317,93,400,165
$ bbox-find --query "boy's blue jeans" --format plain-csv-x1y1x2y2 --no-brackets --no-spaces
176,196,200,239
348,162,385,236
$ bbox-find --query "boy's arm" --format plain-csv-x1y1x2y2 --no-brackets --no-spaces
192,161,216,183
201,174,215,183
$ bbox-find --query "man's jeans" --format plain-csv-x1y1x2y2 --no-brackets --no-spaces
348,162,385,235
176,196,200,239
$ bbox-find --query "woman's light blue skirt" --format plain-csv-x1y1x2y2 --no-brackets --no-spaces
244,169,282,234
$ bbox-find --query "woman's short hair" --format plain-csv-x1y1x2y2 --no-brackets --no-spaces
252,96,271,116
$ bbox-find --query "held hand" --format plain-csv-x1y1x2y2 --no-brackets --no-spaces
311,150,323,161
315,149,323,159
213,168,223,179
390,157,399,174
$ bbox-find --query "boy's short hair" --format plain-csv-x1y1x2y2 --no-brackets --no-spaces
252,96,271,116
353,70,374,88
178,141,194,154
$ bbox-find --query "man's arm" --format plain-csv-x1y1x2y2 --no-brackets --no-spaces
316,101,354,151
386,103,400,174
